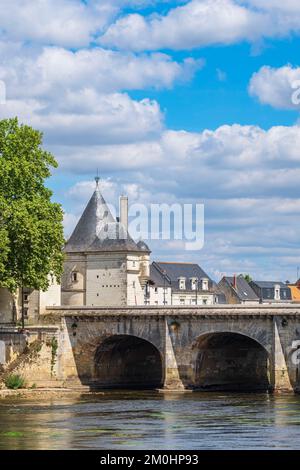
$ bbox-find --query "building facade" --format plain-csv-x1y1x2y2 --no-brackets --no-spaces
146,261,216,305
61,181,150,307
218,275,259,305
250,281,292,303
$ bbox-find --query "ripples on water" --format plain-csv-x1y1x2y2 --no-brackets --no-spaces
0,392,300,450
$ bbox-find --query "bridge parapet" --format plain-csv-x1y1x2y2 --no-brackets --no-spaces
45,303,300,318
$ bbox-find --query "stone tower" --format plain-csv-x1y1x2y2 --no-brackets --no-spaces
61,179,151,306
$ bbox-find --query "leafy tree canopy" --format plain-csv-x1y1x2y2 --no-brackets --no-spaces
240,273,253,283
0,118,64,292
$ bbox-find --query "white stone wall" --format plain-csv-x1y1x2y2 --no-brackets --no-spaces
127,254,145,305
148,286,214,305
86,253,128,306
148,286,172,305
0,288,14,323
171,291,214,305
61,254,86,306
39,278,61,314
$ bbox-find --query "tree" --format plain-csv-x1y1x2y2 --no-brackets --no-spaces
0,118,64,298
241,274,252,283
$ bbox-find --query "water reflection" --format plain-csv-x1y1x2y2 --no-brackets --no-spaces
0,392,300,449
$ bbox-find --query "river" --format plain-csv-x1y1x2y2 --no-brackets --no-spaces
0,391,300,450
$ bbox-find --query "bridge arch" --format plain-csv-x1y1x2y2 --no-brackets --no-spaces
191,331,271,391
93,334,164,389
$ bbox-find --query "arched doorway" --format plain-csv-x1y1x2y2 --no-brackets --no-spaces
194,332,271,391
94,335,163,389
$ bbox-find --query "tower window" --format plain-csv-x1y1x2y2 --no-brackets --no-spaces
71,272,78,283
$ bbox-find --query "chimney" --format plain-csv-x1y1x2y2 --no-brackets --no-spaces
119,195,128,231
233,274,237,289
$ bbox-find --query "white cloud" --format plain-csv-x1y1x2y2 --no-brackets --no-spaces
0,0,112,47
45,123,300,197
100,0,300,52
0,92,164,145
243,1,300,13
100,0,267,51
249,65,300,110
1,46,202,99
0,42,204,146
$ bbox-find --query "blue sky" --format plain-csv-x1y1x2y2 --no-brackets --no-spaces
1,0,300,282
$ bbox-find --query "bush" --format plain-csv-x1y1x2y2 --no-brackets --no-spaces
5,374,26,390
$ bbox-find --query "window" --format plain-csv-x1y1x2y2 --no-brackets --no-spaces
179,278,186,290
201,278,209,291
154,287,158,293
133,261,136,267
203,299,207,305
274,285,280,300
23,308,28,318
180,298,185,305
191,298,197,305
133,281,136,288
71,272,78,283
191,278,198,290
23,294,29,302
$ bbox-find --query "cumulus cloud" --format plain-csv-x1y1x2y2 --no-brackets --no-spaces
100,0,267,51
100,0,300,51
0,92,164,145
47,123,300,196
1,46,202,99
0,42,204,146
0,0,112,47
0,0,159,48
249,65,300,110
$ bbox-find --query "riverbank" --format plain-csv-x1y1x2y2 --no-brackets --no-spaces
0,387,105,399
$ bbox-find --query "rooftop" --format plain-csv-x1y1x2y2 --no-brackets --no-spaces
222,275,259,301
64,181,144,253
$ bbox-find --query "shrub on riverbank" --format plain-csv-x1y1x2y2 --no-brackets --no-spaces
4,374,26,390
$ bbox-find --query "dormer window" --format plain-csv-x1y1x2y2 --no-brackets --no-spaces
201,278,209,291
179,277,186,290
71,271,78,283
190,277,198,290
274,285,280,300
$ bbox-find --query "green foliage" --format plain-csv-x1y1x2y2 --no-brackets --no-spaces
242,274,253,283
5,374,26,390
0,118,65,292
50,336,58,374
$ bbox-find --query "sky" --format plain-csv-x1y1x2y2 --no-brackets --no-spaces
1,0,300,282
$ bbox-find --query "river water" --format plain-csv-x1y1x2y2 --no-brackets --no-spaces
0,391,300,450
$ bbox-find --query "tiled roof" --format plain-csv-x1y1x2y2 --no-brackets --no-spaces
251,281,287,288
150,261,212,290
223,275,259,301
289,286,300,301
64,186,142,253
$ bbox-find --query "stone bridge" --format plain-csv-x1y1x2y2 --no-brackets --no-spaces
43,304,300,393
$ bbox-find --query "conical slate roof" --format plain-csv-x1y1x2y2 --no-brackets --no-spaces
64,185,144,253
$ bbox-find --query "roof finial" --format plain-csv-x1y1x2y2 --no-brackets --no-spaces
95,169,100,188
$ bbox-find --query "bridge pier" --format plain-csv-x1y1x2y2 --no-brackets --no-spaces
163,320,185,390
271,318,293,392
